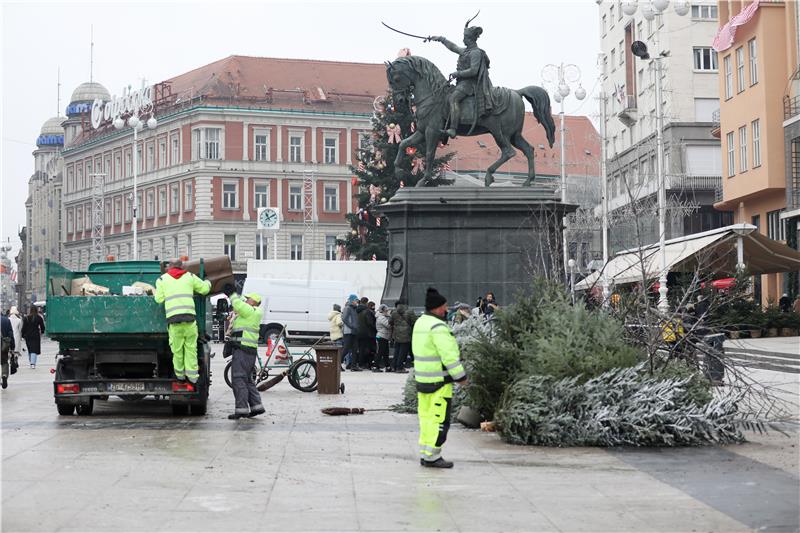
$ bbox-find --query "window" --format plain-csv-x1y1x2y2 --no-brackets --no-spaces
115,154,122,179
114,199,122,225
172,236,178,258
67,167,74,191
324,184,339,212
137,145,144,173
609,5,615,25
289,134,303,163
647,16,653,35
124,196,132,222
289,184,302,211
255,233,268,260
324,135,337,164
751,214,760,232
724,56,733,99
184,181,193,211
67,210,74,233
222,182,238,209
325,236,337,261
637,69,644,95
224,234,237,261
739,126,747,172
76,165,84,190
602,15,607,35
726,132,735,177
748,39,758,85
254,130,269,161
693,47,718,71
125,151,132,177
147,144,154,171
104,200,111,226
290,235,303,260
136,192,143,222
104,155,111,179
610,49,616,70
618,41,624,65
170,184,179,214
171,135,180,165
158,187,167,216
691,5,718,19
85,205,91,229
254,182,269,208
146,190,155,218
186,234,192,256
160,237,166,258
735,47,745,93
767,210,786,240
752,119,761,167
159,140,166,168
193,128,222,159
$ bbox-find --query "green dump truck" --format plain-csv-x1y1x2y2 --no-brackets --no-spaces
47,259,213,416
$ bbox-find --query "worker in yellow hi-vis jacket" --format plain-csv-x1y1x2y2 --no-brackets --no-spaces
411,287,467,468
154,259,211,383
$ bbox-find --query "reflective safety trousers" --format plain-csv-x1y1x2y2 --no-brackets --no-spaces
412,313,466,392
154,272,211,321
230,295,263,349
169,321,199,383
418,383,453,462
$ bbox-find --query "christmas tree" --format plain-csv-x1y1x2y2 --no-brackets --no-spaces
338,90,454,260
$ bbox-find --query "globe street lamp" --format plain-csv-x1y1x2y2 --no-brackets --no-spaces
542,62,585,284
114,114,157,260
731,223,756,271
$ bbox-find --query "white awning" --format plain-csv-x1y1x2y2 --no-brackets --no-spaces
576,224,800,291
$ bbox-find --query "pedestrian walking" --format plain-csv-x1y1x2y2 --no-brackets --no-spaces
779,293,791,313
21,306,45,369
357,299,377,371
413,287,467,468
1,313,14,389
342,294,359,370
8,306,23,358
226,291,266,419
375,304,392,371
328,304,344,346
793,295,800,314
154,258,211,383
390,300,416,373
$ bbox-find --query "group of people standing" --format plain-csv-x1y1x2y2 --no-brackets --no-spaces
1,305,46,389
328,296,418,373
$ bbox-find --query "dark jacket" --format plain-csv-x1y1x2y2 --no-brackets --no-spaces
21,315,45,354
342,303,359,335
390,304,417,343
356,306,376,339
1,315,14,352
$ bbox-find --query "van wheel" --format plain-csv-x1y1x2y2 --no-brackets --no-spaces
190,402,207,416
171,404,189,416
76,398,94,416
57,403,75,416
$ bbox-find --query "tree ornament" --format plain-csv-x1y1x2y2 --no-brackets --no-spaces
368,184,382,203
400,180,405,188
357,161,365,172
405,146,417,156
397,48,411,58
386,123,401,143
376,217,382,227
380,197,387,203
411,157,426,175
351,176,359,187
371,254,377,261
410,121,416,133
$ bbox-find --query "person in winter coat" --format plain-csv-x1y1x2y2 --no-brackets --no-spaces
341,295,359,369
21,306,45,369
328,304,343,345
390,300,417,373
1,314,14,389
356,299,377,371
8,306,23,357
375,304,392,371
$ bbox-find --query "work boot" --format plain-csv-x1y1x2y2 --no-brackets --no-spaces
247,406,266,418
227,413,247,420
350,366,362,372
2,376,7,389
420,458,454,468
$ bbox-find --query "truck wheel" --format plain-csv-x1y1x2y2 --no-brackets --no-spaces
76,398,94,416
288,360,318,392
57,403,75,416
171,404,189,416
190,402,208,416
224,360,257,389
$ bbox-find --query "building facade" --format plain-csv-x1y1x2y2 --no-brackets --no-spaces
600,1,731,252
782,1,800,298
60,56,388,275
714,0,799,304
25,115,66,303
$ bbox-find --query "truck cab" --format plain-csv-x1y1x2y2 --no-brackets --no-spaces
47,259,213,416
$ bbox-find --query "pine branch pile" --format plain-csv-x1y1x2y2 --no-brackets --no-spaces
494,365,745,447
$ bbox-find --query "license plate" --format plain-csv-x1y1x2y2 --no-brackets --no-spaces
109,382,145,392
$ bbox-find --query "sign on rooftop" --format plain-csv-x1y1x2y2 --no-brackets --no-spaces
91,83,154,130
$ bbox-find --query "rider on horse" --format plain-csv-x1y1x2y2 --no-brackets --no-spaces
430,26,496,138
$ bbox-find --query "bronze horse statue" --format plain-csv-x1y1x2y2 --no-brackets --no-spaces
386,55,555,187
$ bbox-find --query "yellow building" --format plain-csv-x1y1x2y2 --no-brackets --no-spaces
714,0,799,305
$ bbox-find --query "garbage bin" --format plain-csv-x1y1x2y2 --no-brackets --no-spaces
703,333,726,383
316,344,343,394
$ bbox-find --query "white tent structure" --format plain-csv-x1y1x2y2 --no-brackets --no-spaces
576,224,800,291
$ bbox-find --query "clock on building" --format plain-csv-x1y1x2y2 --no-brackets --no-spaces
257,207,280,230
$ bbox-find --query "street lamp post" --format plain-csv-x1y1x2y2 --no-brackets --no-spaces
542,63,586,284
568,258,577,305
114,114,157,260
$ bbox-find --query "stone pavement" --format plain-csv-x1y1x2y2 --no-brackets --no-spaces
724,336,800,374
2,339,799,532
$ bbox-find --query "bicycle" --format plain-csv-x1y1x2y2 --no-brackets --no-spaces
223,326,318,392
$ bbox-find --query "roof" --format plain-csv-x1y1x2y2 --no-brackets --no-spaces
443,114,600,177
164,55,389,114
70,81,110,103
575,224,800,290
40,116,64,136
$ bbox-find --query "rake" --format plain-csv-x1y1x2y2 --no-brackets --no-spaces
321,407,395,416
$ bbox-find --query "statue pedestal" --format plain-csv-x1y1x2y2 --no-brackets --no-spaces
380,186,577,309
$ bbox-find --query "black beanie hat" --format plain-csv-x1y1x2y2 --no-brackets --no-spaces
425,287,447,311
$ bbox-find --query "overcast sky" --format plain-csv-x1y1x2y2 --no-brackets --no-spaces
1,0,601,263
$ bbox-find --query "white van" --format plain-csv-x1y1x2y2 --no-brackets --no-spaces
242,260,387,341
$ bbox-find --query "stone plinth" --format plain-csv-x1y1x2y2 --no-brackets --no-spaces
380,186,577,309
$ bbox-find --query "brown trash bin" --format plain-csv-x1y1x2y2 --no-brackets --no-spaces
183,256,234,296
316,344,343,394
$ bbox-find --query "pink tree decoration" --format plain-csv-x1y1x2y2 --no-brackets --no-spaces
386,123,401,143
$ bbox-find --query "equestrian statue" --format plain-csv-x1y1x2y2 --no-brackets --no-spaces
383,16,556,187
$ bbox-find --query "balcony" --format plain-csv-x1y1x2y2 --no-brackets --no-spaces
785,95,800,121
617,94,638,127
667,175,721,191
710,109,720,138
714,186,724,204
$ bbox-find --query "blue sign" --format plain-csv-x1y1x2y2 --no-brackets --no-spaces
66,102,91,115
36,134,64,146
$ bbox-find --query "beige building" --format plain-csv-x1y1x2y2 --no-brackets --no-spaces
714,0,799,304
